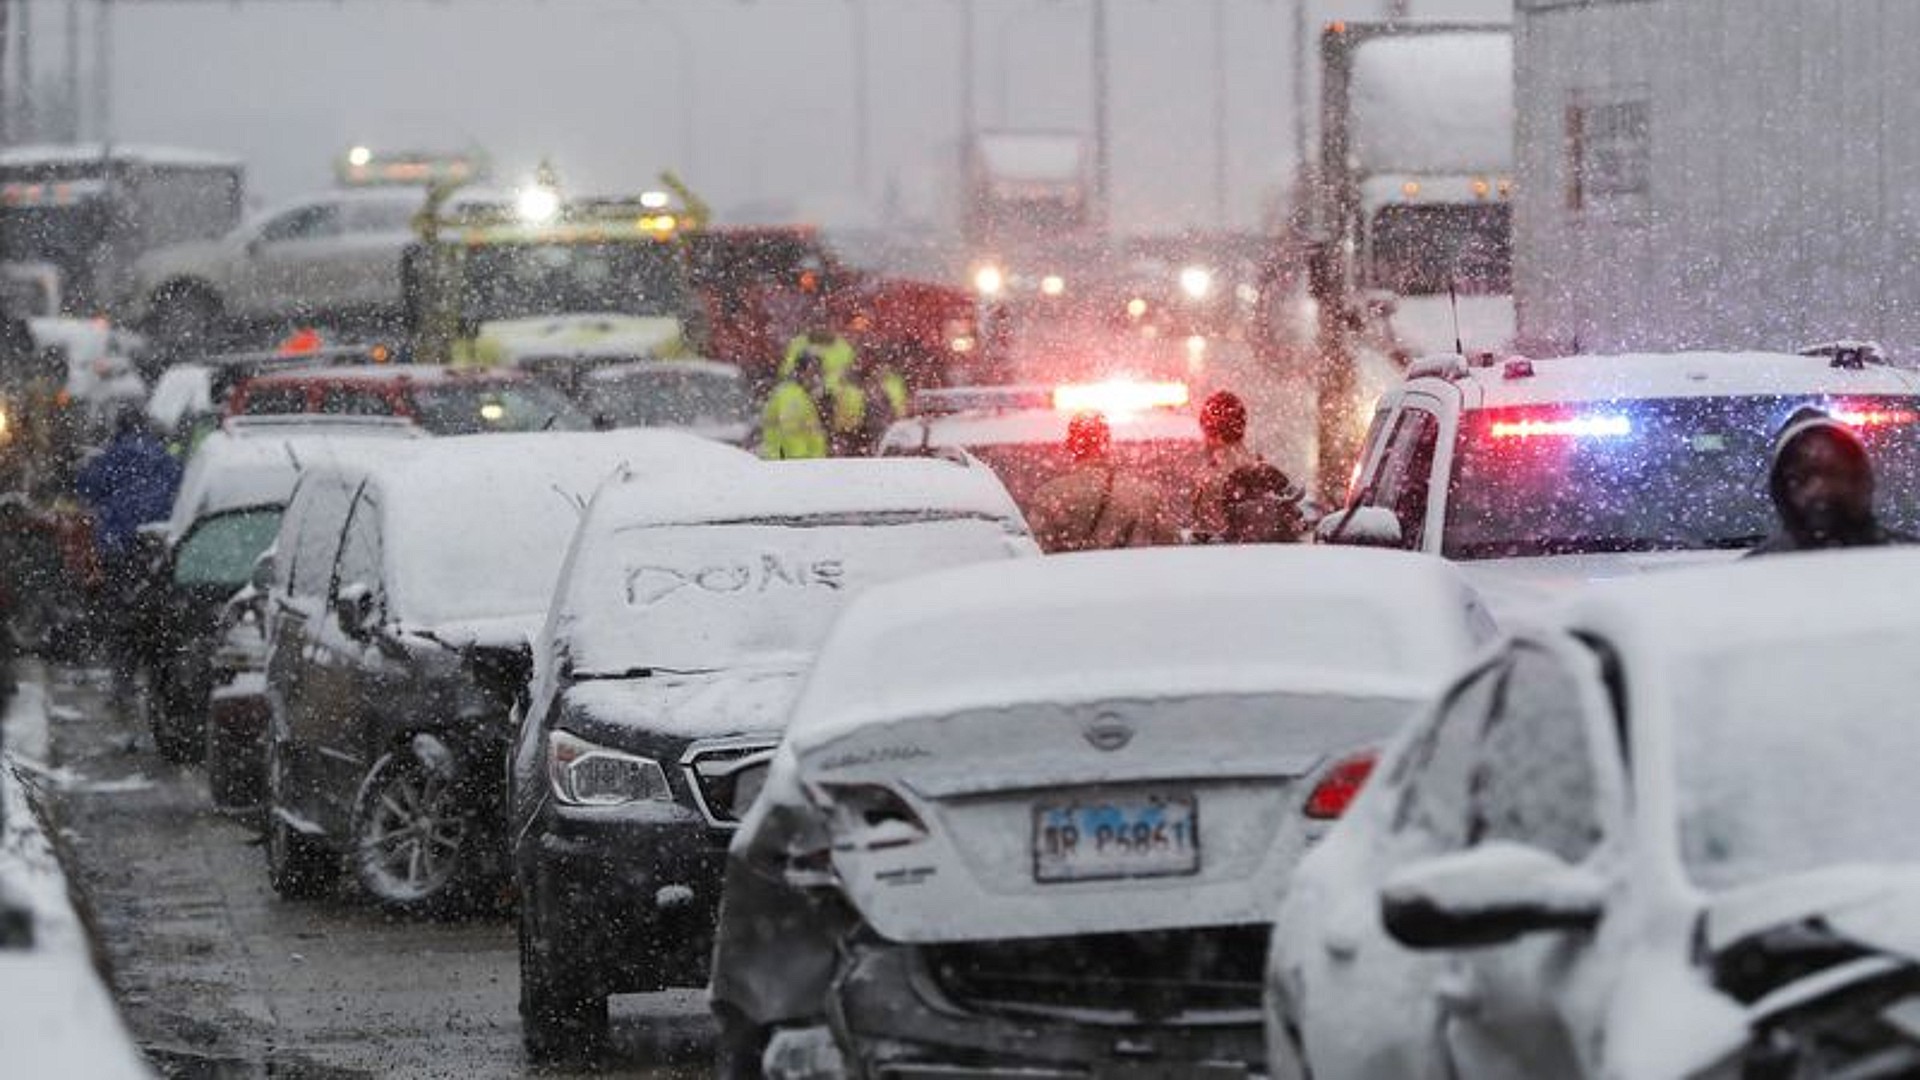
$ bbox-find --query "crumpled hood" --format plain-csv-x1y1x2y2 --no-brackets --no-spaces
564,664,805,742
407,612,544,652
1706,865,1920,961
474,313,686,364
1461,551,1739,623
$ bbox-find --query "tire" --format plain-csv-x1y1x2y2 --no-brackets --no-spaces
350,746,488,917
148,284,222,357
519,901,608,1062
265,737,339,899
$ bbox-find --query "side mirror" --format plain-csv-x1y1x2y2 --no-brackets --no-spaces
1316,506,1405,549
1380,842,1605,950
333,581,380,640
250,549,277,594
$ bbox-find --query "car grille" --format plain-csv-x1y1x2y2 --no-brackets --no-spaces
924,926,1269,1025
680,739,779,827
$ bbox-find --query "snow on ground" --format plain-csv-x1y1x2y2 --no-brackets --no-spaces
1,668,154,1078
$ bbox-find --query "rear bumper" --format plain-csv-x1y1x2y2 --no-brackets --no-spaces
832,941,1264,1079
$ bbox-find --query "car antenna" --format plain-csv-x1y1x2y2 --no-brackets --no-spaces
1448,273,1464,356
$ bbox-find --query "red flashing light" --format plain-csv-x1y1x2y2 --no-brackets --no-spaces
1305,749,1377,820
1052,379,1189,417
1830,405,1919,429
1487,415,1631,440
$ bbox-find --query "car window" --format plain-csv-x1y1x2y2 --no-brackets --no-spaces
1389,658,1507,853
257,203,342,244
332,492,384,605
174,508,282,589
1366,405,1441,549
239,385,311,414
1466,644,1605,863
288,476,356,598
322,386,396,416
341,198,417,233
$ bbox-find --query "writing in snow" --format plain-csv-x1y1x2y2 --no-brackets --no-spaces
624,555,846,606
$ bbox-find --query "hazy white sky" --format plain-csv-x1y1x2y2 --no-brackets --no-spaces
16,0,1508,230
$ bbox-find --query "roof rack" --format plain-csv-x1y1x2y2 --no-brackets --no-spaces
1798,340,1889,370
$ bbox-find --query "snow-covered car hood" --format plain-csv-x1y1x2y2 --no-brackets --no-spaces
563,663,804,743
475,313,686,365
1705,865,1920,961
1460,550,1740,623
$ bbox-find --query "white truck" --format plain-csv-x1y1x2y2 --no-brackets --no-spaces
1511,0,1919,359
964,130,1093,256
1301,20,1514,499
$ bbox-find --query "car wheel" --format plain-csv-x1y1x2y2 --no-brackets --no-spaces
265,738,339,899
351,747,483,916
518,901,608,1062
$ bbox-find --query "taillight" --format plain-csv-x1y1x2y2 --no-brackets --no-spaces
1304,750,1377,820
818,783,929,851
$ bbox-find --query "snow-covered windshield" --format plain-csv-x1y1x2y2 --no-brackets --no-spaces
459,242,690,323
563,516,1021,675
1674,631,1920,891
1444,396,1920,558
409,382,589,435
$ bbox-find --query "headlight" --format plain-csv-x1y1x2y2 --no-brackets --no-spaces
1179,265,1214,300
547,729,671,807
972,265,1005,297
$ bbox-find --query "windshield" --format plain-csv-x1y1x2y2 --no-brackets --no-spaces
563,517,1021,675
460,241,690,323
1675,631,1920,891
582,369,748,430
1443,396,1920,558
1367,203,1511,296
409,381,589,435
173,508,281,589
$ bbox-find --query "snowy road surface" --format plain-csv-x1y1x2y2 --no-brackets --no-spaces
25,662,712,1079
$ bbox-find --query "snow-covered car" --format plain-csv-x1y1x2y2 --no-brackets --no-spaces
509,456,1036,1061
713,545,1494,1079
226,363,590,435
879,381,1208,532
565,358,753,444
1266,547,1920,1080
128,188,424,347
1319,348,1920,615
261,430,751,915
139,418,421,771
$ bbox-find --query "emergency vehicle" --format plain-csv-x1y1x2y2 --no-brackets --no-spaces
335,146,487,189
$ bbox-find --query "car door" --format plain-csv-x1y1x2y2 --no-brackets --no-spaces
334,197,415,310
238,200,347,318
1440,637,1625,1080
1290,656,1510,1080
267,473,355,825
308,487,394,834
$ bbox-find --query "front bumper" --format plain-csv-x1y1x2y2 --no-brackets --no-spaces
522,799,731,993
832,941,1265,1079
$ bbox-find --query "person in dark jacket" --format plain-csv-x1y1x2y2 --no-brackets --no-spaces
1750,407,1908,555
74,408,182,699
1220,462,1308,544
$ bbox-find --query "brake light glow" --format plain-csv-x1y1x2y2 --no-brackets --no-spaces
1830,406,1919,429
1052,379,1189,417
1304,750,1377,820
1487,415,1632,440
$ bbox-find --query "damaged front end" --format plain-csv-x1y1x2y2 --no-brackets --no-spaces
825,925,1268,1079
1697,917,1920,1079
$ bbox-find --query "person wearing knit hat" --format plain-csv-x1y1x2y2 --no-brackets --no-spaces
1750,406,1909,555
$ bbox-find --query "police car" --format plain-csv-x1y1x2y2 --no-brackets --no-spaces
1320,344,1920,597
878,380,1207,530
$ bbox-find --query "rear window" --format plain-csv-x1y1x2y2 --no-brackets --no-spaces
408,381,590,435
1443,395,1920,558
238,385,310,415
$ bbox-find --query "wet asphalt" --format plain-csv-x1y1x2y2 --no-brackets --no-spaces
26,662,712,1080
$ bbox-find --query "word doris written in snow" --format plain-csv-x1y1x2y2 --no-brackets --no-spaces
624,555,847,606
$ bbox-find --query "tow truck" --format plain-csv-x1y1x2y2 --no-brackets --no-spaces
403,167,709,370
878,377,1205,531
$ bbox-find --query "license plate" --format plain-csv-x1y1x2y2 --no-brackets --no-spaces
1032,792,1200,883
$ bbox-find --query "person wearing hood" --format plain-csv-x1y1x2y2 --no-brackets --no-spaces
1750,407,1909,555
1026,411,1179,553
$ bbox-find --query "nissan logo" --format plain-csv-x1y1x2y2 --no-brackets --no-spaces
1083,714,1134,752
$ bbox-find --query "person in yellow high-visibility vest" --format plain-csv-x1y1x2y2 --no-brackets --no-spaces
760,350,833,459
780,327,907,454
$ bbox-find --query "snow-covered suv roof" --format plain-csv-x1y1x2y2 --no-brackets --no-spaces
1409,351,1920,411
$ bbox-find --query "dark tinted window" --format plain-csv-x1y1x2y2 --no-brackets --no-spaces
239,385,311,414
173,508,282,589
583,369,748,429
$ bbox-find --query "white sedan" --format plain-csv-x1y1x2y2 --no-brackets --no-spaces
1267,548,1920,1080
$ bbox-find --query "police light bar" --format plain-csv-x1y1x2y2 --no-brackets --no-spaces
1052,379,1190,417
1486,415,1632,440
1828,403,1920,429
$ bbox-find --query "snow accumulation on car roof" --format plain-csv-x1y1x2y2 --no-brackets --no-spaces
590,456,1028,529
375,431,753,630
166,425,422,539
787,545,1487,752
1468,351,1920,409
246,363,525,387
1572,547,1920,663
884,408,1201,452
582,358,742,383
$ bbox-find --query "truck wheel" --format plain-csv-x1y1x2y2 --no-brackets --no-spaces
149,285,222,355
519,903,608,1062
265,739,339,899
351,746,485,916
